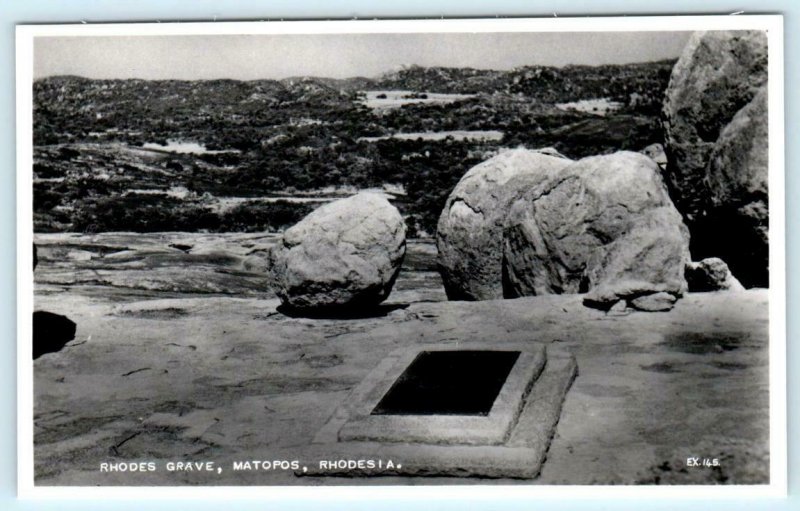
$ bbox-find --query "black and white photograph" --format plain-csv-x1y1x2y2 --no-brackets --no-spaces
17,16,785,494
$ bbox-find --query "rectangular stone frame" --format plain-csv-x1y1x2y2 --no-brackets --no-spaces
319,343,546,445
306,343,577,479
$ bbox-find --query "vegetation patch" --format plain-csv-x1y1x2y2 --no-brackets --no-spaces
33,61,674,235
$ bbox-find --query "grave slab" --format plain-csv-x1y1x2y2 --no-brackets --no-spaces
306,343,576,478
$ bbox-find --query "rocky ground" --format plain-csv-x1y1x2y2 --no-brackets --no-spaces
32,233,769,486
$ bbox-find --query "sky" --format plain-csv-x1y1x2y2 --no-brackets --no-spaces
34,31,692,80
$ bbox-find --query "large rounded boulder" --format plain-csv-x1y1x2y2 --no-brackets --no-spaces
502,151,691,311
662,30,768,287
436,148,572,300
662,30,767,220
271,192,406,311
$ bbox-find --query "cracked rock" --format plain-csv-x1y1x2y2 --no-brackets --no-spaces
436,148,572,300
502,151,690,310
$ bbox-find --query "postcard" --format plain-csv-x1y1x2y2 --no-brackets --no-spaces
16,15,786,499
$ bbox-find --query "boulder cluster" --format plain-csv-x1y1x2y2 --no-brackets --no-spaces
662,30,768,288
269,30,767,315
437,149,690,312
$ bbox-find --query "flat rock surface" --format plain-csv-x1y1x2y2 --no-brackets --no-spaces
32,233,769,486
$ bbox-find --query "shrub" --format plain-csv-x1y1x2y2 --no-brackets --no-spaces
216,200,316,232
71,195,219,232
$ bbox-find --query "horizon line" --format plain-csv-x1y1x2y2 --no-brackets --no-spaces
33,58,678,83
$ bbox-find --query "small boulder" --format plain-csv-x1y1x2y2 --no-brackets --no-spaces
685,258,745,292
628,292,678,312
640,143,667,169
33,311,76,359
502,151,690,311
436,148,573,300
271,192,406,311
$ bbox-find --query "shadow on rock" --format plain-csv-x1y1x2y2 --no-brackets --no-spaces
276,303,409,320
33,311,77,359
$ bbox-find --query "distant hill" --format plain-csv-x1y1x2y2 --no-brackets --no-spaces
33,61,673,150
280,75,376,91
372,60,676,104
33,60,675,234
374,64,505,93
